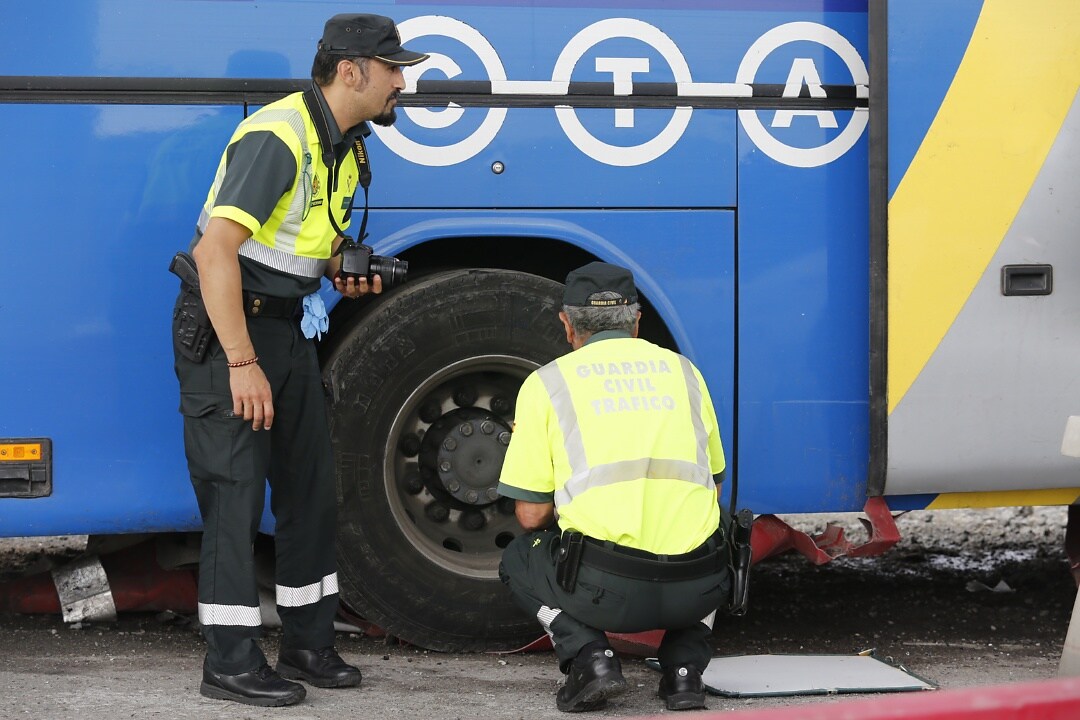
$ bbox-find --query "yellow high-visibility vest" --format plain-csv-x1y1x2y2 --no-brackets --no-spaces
500,335,724,554
198,91,358,280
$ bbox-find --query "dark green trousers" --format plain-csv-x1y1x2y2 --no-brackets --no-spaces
500,531,729,672
175,313,338,674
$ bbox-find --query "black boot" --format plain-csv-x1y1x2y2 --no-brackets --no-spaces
277,647,362,688
658,664,706,711
200,663,306,707
556,647,627,712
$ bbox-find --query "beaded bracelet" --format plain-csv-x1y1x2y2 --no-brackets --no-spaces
226,356,259,368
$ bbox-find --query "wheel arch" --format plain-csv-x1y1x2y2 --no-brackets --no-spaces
322,216,682,356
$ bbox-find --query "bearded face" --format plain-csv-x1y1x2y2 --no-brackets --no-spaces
372,96,399,126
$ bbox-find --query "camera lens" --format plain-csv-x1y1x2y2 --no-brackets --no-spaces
369,256,408,287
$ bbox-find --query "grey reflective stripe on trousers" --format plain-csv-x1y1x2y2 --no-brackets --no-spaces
199,602,262,627
538,356,714,508
537,605,562,641
276,572,339,608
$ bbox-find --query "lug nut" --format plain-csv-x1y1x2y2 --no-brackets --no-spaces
419,399,442,424
460,511,486,531
399,433,421,457
458,423,474,437
425,502,450,523
498,432,511,446
480,421,495,435
465,490,479,504
439,460,452,473
453,385,478,407
402,471,424,495
446,479,460,493
486,488,499,502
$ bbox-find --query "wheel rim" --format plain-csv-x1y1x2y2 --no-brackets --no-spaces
382,355,537,579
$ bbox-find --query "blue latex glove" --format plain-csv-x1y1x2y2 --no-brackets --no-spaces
300,293,329,340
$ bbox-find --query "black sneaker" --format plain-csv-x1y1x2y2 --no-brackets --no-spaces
556,647,628,712
658,664,706,711
277,646,362,688
200,663,306,707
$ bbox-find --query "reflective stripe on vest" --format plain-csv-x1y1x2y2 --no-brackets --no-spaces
538,354,714,508
236,238,326,278
198,94,351,278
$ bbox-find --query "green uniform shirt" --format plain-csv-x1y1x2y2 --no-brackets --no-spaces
498,331,724,555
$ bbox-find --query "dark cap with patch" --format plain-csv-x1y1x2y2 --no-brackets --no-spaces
563,262,638,307
318,14,429,66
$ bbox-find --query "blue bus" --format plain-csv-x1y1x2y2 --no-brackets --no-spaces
2,0,1077,650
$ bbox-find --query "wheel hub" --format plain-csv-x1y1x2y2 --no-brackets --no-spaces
383,355,540,577
419,407,512,507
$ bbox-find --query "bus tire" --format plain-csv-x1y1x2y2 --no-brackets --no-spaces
323,268,566,651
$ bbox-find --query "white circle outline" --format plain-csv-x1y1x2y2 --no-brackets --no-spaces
374,16,508,167
405,53,465,130
736,22,868,168
553,19,693,167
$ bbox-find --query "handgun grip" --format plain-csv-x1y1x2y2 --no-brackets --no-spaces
732,508,753,545
169,251,201,290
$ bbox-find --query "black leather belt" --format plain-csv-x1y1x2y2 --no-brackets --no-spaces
243,291,301,318
579,531,724,582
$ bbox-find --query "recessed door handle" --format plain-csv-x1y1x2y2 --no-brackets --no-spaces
1001,264,1052,296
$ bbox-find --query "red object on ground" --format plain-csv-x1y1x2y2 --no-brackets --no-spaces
0,570,61,613
336,604,388,639
0,541,197,614
749,496,901,566
632,677,1080,720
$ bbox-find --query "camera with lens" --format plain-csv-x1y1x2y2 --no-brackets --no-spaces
339,237,408,288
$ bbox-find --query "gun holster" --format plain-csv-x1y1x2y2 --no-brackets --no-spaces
169,251,214,363
726,508,753,616
555,531,585,593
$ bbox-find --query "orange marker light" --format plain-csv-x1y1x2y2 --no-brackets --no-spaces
0,443,42,461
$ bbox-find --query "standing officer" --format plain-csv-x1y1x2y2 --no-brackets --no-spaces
172,14,427,707
498,262,729,713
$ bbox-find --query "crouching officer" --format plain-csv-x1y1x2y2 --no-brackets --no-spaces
497,262,730,713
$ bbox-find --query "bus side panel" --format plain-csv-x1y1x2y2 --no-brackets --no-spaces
1,1,309,78
370,103,735,209
737,131,871,513
367,6,754,210
734,8,871,513
0,103,240,536
885,1,1080,497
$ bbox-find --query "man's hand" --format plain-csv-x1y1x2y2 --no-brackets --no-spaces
192,216,271,431
326,236,384,299
230,363,274,431
333,272,383,299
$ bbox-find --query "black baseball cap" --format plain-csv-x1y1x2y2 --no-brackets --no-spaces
318,14,428,66
563,262,638,307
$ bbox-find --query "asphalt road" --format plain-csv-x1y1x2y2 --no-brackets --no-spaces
1,508,1076,719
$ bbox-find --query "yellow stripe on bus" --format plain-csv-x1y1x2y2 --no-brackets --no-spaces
926,488,1080,510
887,0,1080,414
